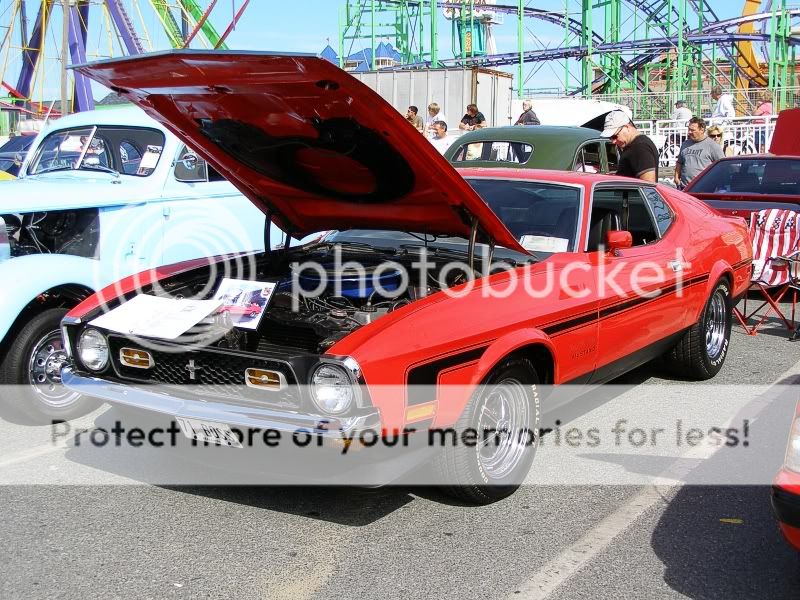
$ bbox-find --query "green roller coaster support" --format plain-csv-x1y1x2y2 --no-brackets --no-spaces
149,0,184,48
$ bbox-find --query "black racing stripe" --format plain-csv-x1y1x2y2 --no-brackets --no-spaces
546,276,710,337
542,312,598,336
407,346,487,406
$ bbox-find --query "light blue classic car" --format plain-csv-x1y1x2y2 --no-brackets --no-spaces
0,106,273,421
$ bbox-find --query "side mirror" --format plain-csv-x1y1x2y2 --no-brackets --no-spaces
606,230,633,254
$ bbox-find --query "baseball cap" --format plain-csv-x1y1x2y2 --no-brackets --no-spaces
601,110,633,137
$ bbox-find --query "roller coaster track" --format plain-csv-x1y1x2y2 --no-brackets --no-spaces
379,1,782,91
399,31,799,69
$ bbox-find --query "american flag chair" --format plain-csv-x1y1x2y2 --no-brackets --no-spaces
735,208,800,336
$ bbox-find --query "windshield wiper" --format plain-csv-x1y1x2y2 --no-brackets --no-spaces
34,165,74,175
79,163,120,178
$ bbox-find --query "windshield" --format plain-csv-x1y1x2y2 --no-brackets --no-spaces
326,179,582,257
688,158,800,196
27,125,166,177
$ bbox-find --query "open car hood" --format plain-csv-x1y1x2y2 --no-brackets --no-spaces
769,108,800,156
76,51,526,253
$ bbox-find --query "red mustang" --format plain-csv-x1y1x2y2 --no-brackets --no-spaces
219,303,262,318
59,52,752,503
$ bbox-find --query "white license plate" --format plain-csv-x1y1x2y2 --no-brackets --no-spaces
176,417,243,448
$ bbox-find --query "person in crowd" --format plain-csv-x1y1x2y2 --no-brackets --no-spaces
601,110,659,181
672,100,693,123
405,105,424,133
424,102,447,137
706,125,735,157
459,104,486,131
515,100,541,125
429,120,453,154
674,117,724,189
710,85,735,120
753,92,773,152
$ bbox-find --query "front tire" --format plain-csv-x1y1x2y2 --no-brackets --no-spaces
0,308,99,423
434,357,541,504
666,280,732,380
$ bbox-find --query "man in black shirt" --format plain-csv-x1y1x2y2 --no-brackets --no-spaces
459,104,487,131
601,110,659,182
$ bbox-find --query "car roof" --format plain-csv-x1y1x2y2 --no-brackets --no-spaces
455,167,654,186
453,125,603,145
40,105,165,132
447,126,606,170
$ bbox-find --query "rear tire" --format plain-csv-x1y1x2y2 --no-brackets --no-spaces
434,357,540,504
0,308,99,423
666,280,732,380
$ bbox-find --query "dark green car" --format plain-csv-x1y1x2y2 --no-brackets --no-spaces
444,126,619,174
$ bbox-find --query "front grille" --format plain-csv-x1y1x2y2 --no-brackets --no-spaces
106,336,301,408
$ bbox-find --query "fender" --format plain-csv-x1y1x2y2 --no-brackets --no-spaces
428,328,555,429
471,328,557,387
691,260,735,323
0,255,104,344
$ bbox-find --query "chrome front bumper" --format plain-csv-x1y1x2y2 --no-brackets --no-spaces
61,366,381,437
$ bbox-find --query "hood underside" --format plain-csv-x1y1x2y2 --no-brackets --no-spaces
75,51,526,252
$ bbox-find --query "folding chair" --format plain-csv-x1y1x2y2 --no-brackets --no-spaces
734,208,800,336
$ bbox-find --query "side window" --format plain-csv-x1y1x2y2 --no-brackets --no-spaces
587,187,660,251
642,187,674,236
119,141,143,175
450,141,532,164
575,142,602,173
174,146,208,182
605,142,619,173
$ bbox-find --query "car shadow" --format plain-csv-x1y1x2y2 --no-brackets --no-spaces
60,408,467,524
651,485,800,599
567,373,800,597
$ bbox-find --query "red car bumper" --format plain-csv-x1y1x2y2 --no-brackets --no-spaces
772,469,800,551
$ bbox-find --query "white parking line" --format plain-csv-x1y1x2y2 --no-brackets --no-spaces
508,358,800,599
0,441,70,468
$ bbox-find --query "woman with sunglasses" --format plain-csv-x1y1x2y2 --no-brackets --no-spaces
707,125,735,157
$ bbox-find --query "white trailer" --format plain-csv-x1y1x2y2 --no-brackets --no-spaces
350,67,514,132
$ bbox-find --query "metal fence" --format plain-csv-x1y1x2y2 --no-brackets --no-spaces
592,87,800,121
645,114,780,167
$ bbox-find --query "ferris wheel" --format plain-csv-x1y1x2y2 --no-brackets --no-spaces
0,0,249,117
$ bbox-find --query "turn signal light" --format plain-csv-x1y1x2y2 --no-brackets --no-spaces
120,347,154,369
245,368,286,391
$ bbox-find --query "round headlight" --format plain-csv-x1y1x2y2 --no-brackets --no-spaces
310,364,355,415
77,329,109,372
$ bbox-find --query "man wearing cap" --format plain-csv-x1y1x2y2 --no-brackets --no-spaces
601,110,659,182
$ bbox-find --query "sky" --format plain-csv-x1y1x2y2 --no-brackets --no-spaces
0,0,771,102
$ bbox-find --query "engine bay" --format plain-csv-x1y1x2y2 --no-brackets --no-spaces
157,241,478,354
1,209,100,259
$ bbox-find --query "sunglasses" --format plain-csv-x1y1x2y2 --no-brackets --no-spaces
710,134,722,138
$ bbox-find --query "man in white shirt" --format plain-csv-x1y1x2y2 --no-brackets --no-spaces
710,86,735,120
429,121,453,154
672,100,693,123
424,102,447,138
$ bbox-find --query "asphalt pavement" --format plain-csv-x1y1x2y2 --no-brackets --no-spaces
1,306,800,599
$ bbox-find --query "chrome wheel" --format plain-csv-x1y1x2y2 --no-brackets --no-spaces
705,290,727,360
476,377,532,480
27,329,79,408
